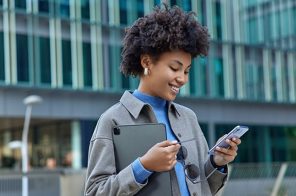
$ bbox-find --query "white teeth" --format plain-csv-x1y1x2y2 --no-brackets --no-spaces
171,86,179,93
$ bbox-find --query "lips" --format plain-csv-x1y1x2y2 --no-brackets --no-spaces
171,85,180,94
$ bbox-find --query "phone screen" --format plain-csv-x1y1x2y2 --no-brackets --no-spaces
208,125,249,155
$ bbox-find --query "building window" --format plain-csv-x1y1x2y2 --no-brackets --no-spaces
270,126,296,162
82,22,92,88
121,75,130,90
0,32,4,81
248,18,259,44
81,0,90,20
39,37,51,85
16,34,29,83
214,57,224,97
62,40,72,86
15,0,26,10
38,0,50,14
154,0,161,6
245,48,264,101
119,0,127,25
216,124,296,163
137,0,144,17
61,20,72,86
263,13,272,45
83,42,92,87
189,57,207,96
215,1,222,40
0,120,74,169
199,123,209,142
59,1,70,18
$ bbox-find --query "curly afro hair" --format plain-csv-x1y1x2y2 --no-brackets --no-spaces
120,4,210,77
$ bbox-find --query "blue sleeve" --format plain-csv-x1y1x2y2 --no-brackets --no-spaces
131,158,153,184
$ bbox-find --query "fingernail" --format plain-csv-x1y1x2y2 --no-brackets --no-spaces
226,139,230,143
171,140,178,144
216,147,221,150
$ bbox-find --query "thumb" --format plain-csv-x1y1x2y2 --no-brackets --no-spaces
217,134,227,144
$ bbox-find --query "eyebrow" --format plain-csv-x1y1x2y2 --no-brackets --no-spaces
171,60,183,66
170,60,191,69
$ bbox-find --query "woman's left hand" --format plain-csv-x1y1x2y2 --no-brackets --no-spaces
213,137,241,166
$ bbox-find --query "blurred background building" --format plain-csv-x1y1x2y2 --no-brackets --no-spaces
0,0,295,194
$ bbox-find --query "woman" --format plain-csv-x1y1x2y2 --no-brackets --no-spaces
84,4,241,196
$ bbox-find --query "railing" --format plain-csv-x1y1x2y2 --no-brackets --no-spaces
0,169,86,196
220,162,296,196
1,163,296,196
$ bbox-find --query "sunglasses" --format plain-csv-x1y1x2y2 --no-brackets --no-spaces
176,141,217,183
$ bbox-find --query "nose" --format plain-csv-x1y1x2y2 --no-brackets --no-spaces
176,74,187,85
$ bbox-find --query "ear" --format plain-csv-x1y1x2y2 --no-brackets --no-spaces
140,54,152,69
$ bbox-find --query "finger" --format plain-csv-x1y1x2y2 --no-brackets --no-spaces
157,140,173,147
225,139,238,148
230,145,238,152
231,138,241,145
215,151,236,162
216,146,236,156
166,144,181,153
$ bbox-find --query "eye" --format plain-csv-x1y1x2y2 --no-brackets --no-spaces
184,69,190,75
170,66,178,71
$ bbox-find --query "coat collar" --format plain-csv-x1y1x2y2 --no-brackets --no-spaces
120,90,180,119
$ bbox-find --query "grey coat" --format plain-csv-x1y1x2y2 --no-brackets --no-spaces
84,91,227,196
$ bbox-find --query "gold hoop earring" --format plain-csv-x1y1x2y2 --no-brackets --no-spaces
144,68,149,76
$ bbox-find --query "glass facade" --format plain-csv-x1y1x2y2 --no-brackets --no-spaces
0,0,294,101
0,0,295,169
215,124,296,163
0,120,72,169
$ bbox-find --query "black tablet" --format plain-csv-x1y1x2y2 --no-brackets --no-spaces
113,123,172,196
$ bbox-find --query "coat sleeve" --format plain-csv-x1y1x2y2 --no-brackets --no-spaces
84,113,147,196
204,157,228,195
191,110,228,195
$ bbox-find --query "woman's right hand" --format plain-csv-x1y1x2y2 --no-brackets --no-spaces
139,140,180,172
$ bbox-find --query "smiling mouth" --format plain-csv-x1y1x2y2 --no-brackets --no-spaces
171,85,180,94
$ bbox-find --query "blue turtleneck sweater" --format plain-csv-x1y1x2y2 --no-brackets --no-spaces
131,90,190,196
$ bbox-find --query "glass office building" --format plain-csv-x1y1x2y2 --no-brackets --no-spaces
0,0,295,169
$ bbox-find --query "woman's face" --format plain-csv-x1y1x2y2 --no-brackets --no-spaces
139,50,191,101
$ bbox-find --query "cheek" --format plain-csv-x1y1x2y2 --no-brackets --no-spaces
185,75,189,82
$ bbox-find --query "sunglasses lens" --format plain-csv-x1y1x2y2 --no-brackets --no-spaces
185,164,199,180
177,146,188,161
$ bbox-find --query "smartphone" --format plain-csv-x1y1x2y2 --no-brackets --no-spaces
208,125,249,155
